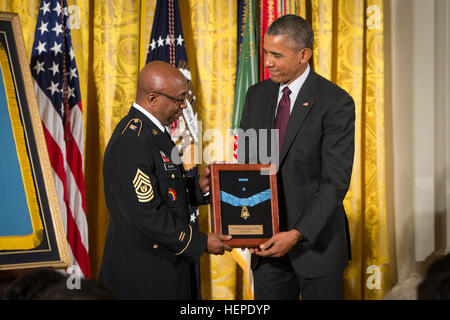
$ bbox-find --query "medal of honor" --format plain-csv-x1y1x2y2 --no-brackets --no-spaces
240,205,250,220
220,189,271,220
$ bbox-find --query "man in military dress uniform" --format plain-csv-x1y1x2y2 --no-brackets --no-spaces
99,61,232,299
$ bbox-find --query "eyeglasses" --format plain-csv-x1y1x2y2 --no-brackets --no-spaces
150,90,187,106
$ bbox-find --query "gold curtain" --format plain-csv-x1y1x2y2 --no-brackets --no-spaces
308,0,389,299
3,0,389,299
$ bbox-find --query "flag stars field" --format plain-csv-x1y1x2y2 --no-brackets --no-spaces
52,22,63,36
47,80,59,95
40,1,51,15
149,39,156,50
176,34,184,46
35,40,46,54
48,61,59,76
69,67,77,80
38,21,48,35
50,41,62,55
69,47,75,60
149,34,184,51
33,60,45,75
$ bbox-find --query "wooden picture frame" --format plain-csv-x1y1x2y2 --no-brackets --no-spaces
0,12,70,270
209,163,279,247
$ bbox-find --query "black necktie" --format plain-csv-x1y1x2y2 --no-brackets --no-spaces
164,129,174,145
275,86,291,151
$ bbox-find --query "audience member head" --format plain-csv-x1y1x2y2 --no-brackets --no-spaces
417,253,450,300
38,278,117,300
2,268,66,300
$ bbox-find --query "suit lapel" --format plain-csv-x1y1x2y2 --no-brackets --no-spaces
261,80,279,129
279,70,319,164
270,86,279,129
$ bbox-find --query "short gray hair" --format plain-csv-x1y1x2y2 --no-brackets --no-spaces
266,14,314,51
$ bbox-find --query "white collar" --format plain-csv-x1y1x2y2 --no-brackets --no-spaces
132,102,169,133
279,63,310,96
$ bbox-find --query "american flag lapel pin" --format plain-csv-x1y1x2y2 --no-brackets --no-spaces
302,101,309,107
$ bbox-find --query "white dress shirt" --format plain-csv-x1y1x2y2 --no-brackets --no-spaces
275,63,310,116
132,102,169,133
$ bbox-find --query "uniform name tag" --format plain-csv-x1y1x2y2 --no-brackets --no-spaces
164,163,177,171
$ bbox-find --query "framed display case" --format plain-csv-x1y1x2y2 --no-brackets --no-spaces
0,12,70,270
209,163,279,247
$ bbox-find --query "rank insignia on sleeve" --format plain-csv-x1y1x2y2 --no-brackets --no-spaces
133,168,154,203
168,188,177,201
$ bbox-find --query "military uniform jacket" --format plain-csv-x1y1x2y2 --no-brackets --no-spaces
99,106,208,299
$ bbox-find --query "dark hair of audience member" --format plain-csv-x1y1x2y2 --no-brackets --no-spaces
38,278,117,300
417,253,450,300
2,268,66,300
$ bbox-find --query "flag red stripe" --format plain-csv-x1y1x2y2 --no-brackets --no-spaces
42,123,67,186
42,123,90,278
65,130,86,212
65,200,91,278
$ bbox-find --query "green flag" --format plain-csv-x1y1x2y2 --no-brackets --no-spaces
232,0,258,130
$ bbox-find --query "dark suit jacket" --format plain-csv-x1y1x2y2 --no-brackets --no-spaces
99,107,208,299
238,69,355,278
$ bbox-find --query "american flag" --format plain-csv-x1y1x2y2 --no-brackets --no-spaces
30,0,90,278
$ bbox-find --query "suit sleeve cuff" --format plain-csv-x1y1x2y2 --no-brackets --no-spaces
185,176,209,205
293,224,312,248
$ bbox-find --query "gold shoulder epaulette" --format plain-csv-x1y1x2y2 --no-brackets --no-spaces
122,118,143,136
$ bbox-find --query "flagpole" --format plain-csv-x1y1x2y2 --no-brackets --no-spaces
60,0,71,142
139,0,147,72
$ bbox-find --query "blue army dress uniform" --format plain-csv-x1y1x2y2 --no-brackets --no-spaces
99,105,208,299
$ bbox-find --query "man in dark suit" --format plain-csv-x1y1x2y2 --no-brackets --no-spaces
99,61,232,299
238,15,355,299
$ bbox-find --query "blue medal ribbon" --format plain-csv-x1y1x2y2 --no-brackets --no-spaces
219,189,271,207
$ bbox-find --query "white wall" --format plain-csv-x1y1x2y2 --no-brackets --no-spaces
390,0,450,282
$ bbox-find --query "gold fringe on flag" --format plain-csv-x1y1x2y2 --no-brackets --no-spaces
0,42,44,250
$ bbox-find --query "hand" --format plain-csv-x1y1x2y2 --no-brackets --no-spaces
253,230,303,258
198,165,211,194
205,233,232,255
